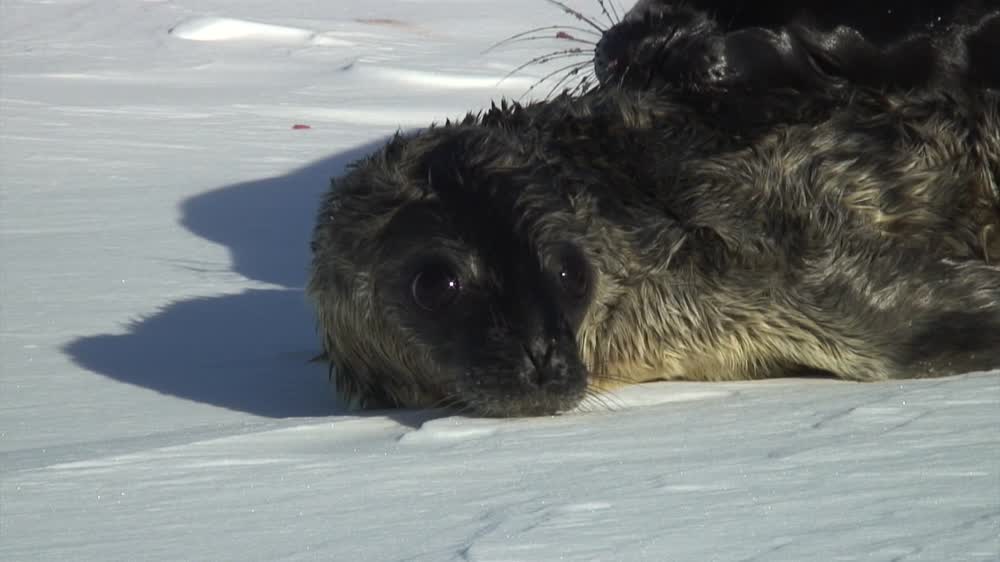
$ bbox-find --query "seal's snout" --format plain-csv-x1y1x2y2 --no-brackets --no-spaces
594,33,625,84
520,335,582,391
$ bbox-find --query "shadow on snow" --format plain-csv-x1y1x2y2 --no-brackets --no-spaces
64,137,399,418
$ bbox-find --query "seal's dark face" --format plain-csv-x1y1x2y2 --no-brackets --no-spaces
309,127,596,416
372,201,593,416
595,1,723,91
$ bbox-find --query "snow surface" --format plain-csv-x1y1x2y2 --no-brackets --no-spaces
1,1,998,560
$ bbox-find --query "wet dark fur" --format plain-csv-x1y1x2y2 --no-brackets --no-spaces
308,86,1000,417
592,0,1000,95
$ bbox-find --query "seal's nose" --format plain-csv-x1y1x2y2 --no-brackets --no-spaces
594,34,624,84
522,338,558,387
519,321,582,391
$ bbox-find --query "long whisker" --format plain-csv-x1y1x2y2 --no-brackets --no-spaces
609,0,623,23
497,48,590,86
617,60,633,89
520,60,593,100
543,0,607,33
483,24,602,54
590,370,642,385
487,34,596,54
428,394,462,411
545,60,594,99
450,402,476,418
569,74,594,96
595,0,617,27
596,390,626,412
587,393,617,414
575,392,602,414
578,388,623,413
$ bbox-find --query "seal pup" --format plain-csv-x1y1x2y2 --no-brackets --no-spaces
308,87,1000,417
514,0,999,97
591,0,1000,94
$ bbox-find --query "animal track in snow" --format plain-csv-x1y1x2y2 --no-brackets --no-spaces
168,17,354,47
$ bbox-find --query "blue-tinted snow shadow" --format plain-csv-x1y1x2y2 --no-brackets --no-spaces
64,138,394,418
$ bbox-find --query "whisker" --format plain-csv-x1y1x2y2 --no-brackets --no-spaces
616,61,633,89
428,394,461,411
437,392,474,415
543,0,607,33
485,34,596,54
601,395,626,413
451,403,476,418
577,66,597,82
590,372,640,386
498,48,590,87
580,388,623,413
519,60,593,101
570,395,591,414
574,393,601,414
544,61,594,99
595,0,617,27
581,68,599,94
569,75,594,96
484,25,602,54
610,0,625,23
590,394,618,413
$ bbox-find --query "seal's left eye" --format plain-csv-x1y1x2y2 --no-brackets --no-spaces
411,263,461,312
556,247,590,301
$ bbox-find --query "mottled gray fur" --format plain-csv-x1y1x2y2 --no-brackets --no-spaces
308,87,1000,416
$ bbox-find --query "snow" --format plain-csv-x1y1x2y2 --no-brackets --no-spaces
1,1,997,560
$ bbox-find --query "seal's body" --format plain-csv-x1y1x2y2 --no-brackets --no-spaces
592,0,1000,96
308,87,1000,416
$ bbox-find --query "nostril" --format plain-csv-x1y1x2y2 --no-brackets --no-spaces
522,343,542,371
522,338,563,388
542,338,557,367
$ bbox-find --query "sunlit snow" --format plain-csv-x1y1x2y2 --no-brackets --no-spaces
2,1,997,560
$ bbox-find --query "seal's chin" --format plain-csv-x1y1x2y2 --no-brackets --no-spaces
455,347,590,417
460,385,588,417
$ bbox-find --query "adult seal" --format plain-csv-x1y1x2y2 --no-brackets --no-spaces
308,86,1000,417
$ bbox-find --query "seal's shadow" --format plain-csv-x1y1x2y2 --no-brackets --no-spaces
64,138,392,418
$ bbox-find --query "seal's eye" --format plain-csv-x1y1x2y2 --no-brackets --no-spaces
411,263,461,312
556,247,590,301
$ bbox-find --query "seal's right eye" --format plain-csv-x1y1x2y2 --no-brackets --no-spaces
555,245,591,302
411,263,461,312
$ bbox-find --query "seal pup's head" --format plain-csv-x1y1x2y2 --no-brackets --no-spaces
308,118,612,417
